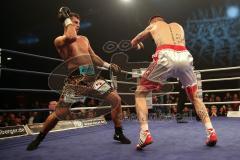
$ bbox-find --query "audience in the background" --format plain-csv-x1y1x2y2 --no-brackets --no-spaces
232,93,240,111
48,101,58,114
210,105,218,117
0,114,6,127
0,92,240,127
218,105,227,116
28,112,42,124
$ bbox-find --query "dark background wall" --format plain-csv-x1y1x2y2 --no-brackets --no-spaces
0,0,239,107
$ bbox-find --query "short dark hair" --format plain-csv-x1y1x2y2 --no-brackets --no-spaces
149,16,164,24
69,12,80,20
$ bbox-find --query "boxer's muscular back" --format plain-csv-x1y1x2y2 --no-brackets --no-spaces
150,21,186,47
55,35,93,70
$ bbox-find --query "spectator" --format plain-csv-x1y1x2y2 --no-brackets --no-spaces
86,98,98,107
215,96,221,102
227,105,233,112
183,106,190,115
203,93,209,102
15,116,22,125
48,101,58,114
0,115,6,127
232,93,240,111
170,105,177,116
6,113,17,126
21,114,28,125
152,96,158,104
223,92,232,101
218,105,227,116
210,105,218,117
28,112,41,124
86,109,96,119
215,95,222,108
122,110,129,120
209,94,215,102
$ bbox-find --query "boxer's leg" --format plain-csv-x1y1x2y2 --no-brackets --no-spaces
185,85,218,146
27,98,71,151
105,90,131,144
135,83,156,150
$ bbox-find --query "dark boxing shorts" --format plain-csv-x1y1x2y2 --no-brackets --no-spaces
61,64,113,103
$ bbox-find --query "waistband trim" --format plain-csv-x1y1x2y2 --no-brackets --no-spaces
156,44,187,51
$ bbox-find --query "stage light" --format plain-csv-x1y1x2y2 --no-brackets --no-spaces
121,0,132,3
226,6,239,18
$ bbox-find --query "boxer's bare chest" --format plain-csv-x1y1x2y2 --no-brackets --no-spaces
68,36,89,57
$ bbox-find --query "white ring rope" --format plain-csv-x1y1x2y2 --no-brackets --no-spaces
201,77,240,82
106,79,137,85
198,66,240,73
1,49,239,86
1,49,240,113
119,88,240,95
202,88,240,93
2,48,239,74
2,66,239,85
97,66,136,76
1,101,240,112
0,88,58,93
1,67,65,77
1,88,240,95
1,49,63,62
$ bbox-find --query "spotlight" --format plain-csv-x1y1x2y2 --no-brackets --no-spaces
121,0,132,3
7,57,12,61
226,6,239,18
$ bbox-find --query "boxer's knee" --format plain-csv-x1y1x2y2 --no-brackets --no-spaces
107,91,121,107
54,99,72,120
135,86,149,97
185,84,198,102
113,94,122,107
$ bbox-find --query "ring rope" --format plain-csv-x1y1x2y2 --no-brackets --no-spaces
1,48,63,62
2,67,52,76
106,80,137,85
2,68,239,85
2,48,239,74
198,66,240,73
1,101,240,112
0,88,58,93
1,88,240,95
97,66,136,76
202,88,240,93
119,88,240,95
201,77,240,82
1,67,67,77
1,49,240,109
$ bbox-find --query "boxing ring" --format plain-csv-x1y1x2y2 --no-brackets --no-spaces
0,48,240,160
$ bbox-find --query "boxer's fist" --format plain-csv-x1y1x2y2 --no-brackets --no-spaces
131,40,144,50
110,63,121,75
58,6,71,23
136,42,144,50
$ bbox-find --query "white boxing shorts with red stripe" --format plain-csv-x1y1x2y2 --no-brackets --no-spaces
139,44,198,100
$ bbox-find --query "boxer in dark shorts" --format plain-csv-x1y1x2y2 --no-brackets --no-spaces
26,7,130,151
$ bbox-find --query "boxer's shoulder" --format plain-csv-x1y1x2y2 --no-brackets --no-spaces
169,22,183,29
78,35,88,41
77,35,90,44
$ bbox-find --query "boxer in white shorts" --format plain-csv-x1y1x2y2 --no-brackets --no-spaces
131,16,218,150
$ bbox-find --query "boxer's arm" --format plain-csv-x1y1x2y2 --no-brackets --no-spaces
85,37,121,73
84,37,106,67
88,43,105,67
131,25,152,47
64,24,78,43
54,26,77,48
56,6,77,47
